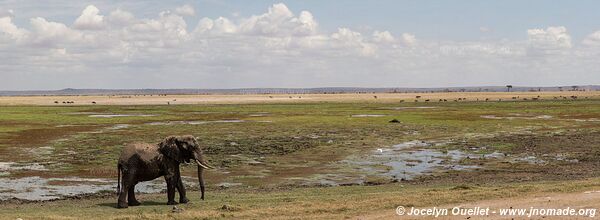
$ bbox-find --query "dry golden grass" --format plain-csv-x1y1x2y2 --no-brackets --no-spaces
1,178,599,220
0,91,599,106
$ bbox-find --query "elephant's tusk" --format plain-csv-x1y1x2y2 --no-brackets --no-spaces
195,160,214,169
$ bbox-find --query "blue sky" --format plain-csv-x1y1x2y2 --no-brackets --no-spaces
7,0,600,41
0,1,599,89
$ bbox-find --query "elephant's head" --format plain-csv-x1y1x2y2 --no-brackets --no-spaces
159,135,214,200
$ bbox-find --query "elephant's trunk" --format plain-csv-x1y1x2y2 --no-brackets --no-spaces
197,164,205,200
193,151,214,200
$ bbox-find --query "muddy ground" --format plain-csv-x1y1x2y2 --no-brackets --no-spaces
417,130,600,185
0,97,598,202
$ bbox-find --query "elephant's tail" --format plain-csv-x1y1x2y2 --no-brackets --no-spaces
117,164,122,195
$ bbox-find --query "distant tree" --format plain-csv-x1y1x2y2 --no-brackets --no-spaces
558,87,563,91
506,85,513,92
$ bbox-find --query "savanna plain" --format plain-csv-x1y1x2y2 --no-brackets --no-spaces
1,91,599,219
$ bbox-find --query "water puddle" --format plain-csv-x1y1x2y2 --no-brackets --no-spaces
28,146,54,156
77,124,133,135
0,162,48,173
351,114,387,117
108,124,130,130
248,112,270,117
481,114,553,120
512,156,546,164
569,118,600,122
290,174,365,187
55,124,87,128
63,112,106,115
88,114,156,118
342,141,478,181
389,107,438,110
0,176,197,201
146,120,244,126
216,182,243,189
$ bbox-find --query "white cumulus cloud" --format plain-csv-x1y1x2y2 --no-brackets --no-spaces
174,4,195,17
0,16,29,42
527,26,572,51
73,5,105,30
583,30,600,46
0,3,598,90
373,31,394,43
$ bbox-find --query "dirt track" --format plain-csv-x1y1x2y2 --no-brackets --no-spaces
363,190,600,219
0,91,598,105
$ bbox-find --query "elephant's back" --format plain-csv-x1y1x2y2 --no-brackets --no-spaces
118,142,159,164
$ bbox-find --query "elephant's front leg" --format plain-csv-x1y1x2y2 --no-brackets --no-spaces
165,176,178,205
175,169,189,204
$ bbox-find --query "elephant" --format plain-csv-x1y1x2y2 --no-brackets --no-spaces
116,135,214,208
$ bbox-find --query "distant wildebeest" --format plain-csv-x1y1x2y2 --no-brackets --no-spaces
92,101,96,104
399,100,405,103
54,101,59,104
415,96,421,99
117,135,214,208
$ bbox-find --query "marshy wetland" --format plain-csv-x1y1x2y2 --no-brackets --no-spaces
1,92,600,219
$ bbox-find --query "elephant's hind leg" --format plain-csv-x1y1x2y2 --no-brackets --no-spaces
128,184,141,206
117,188,128,208
117,173,131,208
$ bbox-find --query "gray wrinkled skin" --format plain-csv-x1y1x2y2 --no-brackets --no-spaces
116,135,211,208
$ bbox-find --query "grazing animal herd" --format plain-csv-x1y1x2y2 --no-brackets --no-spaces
51,93,588,208
54,100,97,104
47,94,589,106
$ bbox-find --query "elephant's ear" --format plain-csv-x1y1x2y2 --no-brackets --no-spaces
159,136,182,162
